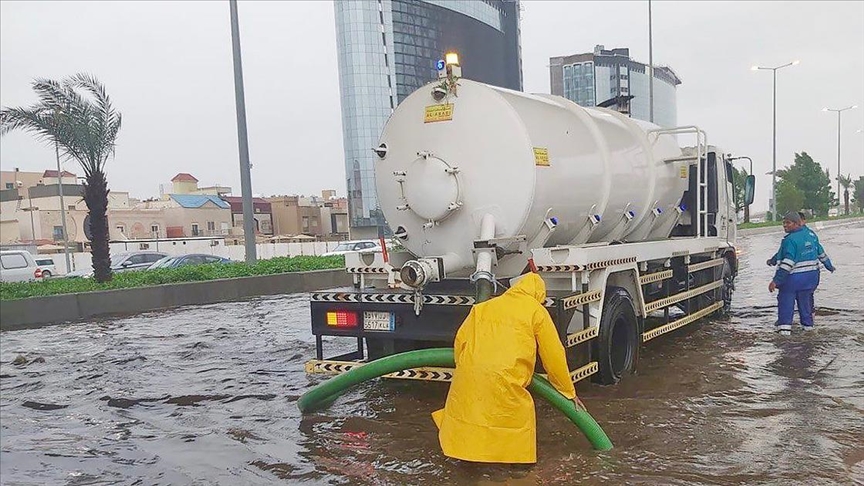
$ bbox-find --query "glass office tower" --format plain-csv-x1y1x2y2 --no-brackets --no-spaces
550,45,681,129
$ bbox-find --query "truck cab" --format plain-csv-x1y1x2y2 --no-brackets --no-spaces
672,146,752,245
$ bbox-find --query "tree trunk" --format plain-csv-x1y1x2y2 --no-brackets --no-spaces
743,204,750,224
844,189,849,216
83,170,112,282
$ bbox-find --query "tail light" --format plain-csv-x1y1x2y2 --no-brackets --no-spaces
326,310,358,328
34,268,43,279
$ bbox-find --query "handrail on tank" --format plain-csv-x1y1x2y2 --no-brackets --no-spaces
646,125,708,238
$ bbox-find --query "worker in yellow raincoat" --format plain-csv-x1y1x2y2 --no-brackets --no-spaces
431,272,581,464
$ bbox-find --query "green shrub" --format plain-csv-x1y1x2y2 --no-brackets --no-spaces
0,255,344,301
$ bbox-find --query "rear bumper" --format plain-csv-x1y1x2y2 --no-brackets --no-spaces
310,291,472,359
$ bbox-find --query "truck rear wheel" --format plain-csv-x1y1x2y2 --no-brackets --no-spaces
593,287,639,385
715,257,734,317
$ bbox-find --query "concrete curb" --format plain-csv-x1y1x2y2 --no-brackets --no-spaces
738,217,864,236
0,269,352,332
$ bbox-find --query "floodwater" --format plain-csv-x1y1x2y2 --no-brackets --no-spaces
1,223,862,486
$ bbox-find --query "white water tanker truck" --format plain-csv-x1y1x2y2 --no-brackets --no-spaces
307,57,755,386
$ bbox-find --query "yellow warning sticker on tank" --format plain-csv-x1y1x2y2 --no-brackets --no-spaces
534,147,550,166
424,104,454,123
679,165,688,179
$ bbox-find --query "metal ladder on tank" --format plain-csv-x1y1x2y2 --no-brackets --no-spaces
646,126,709,238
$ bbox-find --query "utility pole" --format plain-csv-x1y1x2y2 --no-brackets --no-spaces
229,0,257,263
23,192,37,245
55,142,73,272
648,0,654,123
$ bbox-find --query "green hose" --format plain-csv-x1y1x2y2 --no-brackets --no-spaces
475,279,494,303
298,348,613,451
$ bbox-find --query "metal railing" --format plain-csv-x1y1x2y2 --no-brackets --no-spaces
647,125,708,238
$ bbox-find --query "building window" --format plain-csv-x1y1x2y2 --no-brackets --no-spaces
302,216,309,230
191,223,199,236
207,221,215,232
116,225,126,235
4,182,13,190
151,225,160,238
52,226,64,241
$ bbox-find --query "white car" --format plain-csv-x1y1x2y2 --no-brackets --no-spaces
34,257,58,278
0,250,43,283
322,240,382,257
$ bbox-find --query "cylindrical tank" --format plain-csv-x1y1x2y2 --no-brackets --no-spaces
376,79,689,277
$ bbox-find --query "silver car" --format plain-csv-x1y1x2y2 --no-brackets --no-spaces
65,251,168,278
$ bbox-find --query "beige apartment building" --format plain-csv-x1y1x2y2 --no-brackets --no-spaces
266,191,349,238
2,169,348,246
128,195,232,239
0,173,132,247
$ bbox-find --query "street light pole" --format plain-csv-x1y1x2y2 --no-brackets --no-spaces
752,60,799,221
823,105,857,209
229,0,257,263
648,0,654,124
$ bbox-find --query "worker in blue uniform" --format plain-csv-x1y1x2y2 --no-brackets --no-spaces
768,212,835,335
767,211,819,317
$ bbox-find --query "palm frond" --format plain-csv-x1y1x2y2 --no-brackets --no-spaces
2,73,122,177
0,107,59,142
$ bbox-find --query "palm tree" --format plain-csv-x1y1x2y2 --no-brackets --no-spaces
1,74,122,282
838,174,853,216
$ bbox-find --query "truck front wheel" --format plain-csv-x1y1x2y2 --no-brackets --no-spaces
593,287,639,385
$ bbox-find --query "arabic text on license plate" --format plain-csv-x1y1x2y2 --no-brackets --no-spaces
364,311,394,331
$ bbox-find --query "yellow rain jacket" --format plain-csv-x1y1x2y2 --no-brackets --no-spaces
431,273,577,464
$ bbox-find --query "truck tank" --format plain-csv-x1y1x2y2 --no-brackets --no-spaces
375,79,691,279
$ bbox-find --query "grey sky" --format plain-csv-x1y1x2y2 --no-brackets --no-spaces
1,1,862,213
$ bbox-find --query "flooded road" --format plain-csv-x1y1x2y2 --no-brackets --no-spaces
2,223,863,485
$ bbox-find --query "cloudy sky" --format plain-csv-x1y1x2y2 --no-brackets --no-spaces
1,1,862,212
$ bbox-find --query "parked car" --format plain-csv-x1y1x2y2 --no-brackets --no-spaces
321,240,382,257
34,257,58,278
0,250,42,283
65,251,168,278
148,254,232,270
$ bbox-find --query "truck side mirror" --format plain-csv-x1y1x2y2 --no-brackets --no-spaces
744,175,755,206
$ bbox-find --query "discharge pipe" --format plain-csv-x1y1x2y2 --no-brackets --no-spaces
298,348,613,451
400,253,463,289
471,214,496,303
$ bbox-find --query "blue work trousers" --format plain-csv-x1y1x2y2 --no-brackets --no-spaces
777,287,815,328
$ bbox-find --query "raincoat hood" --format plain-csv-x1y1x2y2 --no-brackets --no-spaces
505,273,546,304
